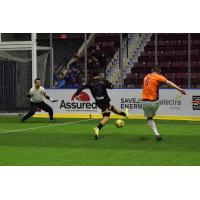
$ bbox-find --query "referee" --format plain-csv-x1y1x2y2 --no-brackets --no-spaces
21,78,58,122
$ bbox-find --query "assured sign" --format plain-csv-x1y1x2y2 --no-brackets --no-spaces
60,91,97,111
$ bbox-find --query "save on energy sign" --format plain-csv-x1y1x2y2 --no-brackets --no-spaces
42,89,200,116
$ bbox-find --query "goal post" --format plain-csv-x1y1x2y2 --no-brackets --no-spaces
32,33,37,85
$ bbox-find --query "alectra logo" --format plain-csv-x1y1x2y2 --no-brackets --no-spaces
71,91,90,102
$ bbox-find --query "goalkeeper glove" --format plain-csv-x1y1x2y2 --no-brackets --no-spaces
50,99,58,102
27,93,33,98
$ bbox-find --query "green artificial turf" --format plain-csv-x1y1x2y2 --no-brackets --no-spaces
0,116,200,166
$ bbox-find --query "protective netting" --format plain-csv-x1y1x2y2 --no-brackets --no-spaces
0,50,49,112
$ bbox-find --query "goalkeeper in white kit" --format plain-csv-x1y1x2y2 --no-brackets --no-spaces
21,78,58,122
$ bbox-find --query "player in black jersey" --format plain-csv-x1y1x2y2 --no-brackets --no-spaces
72,70,129,139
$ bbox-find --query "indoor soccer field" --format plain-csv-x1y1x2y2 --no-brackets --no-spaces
0,116,200,166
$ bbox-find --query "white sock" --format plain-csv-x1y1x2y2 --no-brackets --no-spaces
147,119,160,136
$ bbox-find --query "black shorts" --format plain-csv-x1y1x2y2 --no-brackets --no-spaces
96,100,113,117
30,101,53,113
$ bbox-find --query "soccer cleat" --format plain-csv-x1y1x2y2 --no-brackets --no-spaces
125,108,129,118
155,135,162,141
93,127,100,139
50,119,56,122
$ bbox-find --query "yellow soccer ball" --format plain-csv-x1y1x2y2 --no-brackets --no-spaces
115,119,125,128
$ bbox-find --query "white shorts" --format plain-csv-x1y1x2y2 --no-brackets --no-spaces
142,100,159,118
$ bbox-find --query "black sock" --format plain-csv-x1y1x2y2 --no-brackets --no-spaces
97,123,104,130
120,112,126,117
49,112,53,120
21,112,35,122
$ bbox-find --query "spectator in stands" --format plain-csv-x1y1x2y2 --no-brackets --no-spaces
65,68,74,85
69,54,81,73
124,78,131,88
55,73,66,89
90,49,98,63
87,56,97,79
73,71,82,83
67,76,80,88
93,44,105,64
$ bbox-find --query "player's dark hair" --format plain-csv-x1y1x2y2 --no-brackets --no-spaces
92,70,100,77
152,66,161,73
34,78,41,83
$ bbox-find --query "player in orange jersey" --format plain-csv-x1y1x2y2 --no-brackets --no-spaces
141,66,186,141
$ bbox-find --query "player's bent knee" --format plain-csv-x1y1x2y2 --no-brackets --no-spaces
147,117,153,121
102,112,110,117
110,105,115,111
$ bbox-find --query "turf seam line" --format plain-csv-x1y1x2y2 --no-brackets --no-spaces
0,119,96,134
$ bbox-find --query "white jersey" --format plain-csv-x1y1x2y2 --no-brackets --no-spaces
29,86,46,103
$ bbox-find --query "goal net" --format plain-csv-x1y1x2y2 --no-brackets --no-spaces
0,49,49,113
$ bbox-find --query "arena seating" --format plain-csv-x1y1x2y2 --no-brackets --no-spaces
79,33,120,80
88,33,120,68
124,33,200,88
106,33,152,87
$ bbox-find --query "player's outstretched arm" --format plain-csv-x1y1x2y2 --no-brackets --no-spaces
44,92,58,102
165,80,187,95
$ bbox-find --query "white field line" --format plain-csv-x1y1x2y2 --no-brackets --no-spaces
0,119,96,134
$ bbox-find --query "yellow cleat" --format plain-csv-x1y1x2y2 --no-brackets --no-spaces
93,127,100,139
125,108,129,118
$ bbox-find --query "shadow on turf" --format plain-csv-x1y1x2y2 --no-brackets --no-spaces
0,131,199,152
